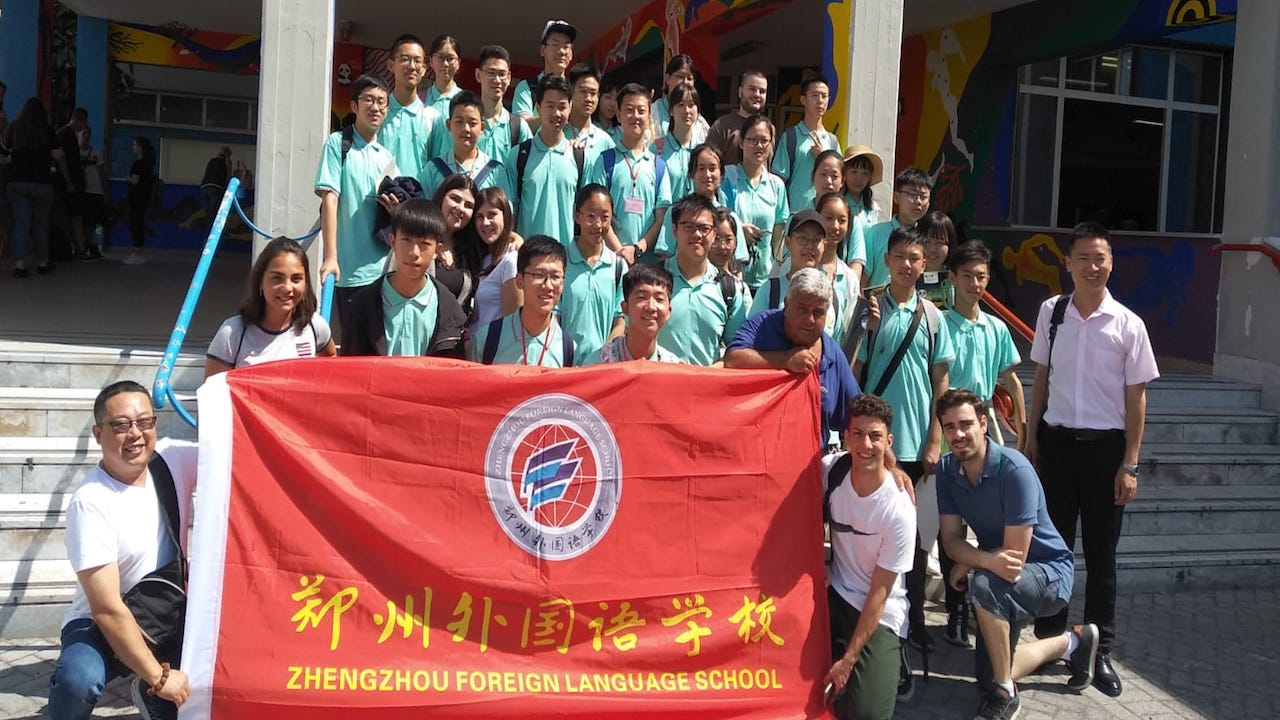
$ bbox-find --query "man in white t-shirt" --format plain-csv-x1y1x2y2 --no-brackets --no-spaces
822,394,917,720
48,381,197,720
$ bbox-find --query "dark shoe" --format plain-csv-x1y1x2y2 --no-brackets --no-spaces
945,605,971,647
1093,654,1123,697
897,644,915,702
1066,623,1099,691
85,245,104,261
35,263,52,275
908,623,935,652
973,686,1021,720
13,267,30,279
130,675,178,720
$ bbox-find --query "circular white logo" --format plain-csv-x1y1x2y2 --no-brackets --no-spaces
484,394,622,560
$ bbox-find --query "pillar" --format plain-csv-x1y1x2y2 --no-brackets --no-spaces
825,0,905,218
253,0,335,267
0,0,40,111
75,16,109,154
1214,0,1280,409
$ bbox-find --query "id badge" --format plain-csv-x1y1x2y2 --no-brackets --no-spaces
923,271,939,284
624,196,645,215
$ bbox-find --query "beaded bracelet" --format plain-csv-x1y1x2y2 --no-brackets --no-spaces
147,663,171,696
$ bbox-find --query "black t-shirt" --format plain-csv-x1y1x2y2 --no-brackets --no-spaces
57,126,84,193
5,124,56,184
201,156,228,187
128,158,155,205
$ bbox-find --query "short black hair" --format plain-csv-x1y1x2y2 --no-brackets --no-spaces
518,235,567,273
801,74,829,95
816,190,850,215
916,210,956,247
622,262,673,300
448,90,484,118
893,167,932,191
534,74,573,107
885,225,924,254
94,381,151,424
391,197,448,239
1068,221,1111,253
389,34,424,56
477,44,510,67
713,206,738,235
574,183,612,213
669,193,716,226
568,62,599,88
617,82,649,108
935,388,989,424
351,74,390,102
948,240,992,273
847,393,893,430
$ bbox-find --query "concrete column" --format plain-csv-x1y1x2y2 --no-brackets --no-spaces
1215,0,1280,409
75,16,109,155
0,0,40,111
254,0,335,264
829,0,905,219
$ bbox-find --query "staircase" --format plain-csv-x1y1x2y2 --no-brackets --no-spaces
0,341,201,639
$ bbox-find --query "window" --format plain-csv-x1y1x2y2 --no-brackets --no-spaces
115,91,257,135
1011,46,1224,233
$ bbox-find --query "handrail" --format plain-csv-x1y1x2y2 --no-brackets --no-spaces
981,290,1035,343
1211,242,1280,273
153,179,332,426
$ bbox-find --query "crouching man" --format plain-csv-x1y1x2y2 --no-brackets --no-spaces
935,389,1098,720
48,381,197,720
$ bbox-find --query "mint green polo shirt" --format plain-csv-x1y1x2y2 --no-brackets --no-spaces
498,133,580,243
558,243,626,360
418,149,501,197
585,143,674,250
840,196,878,266
660,131,695,199
314,129,395,288
725,165,789,290
565,121,616,160
470,311,572,367
860,217,901,289
477,108,532,163
857,291,955,460
424,85,463,160
381,276,439,356
658,258,750,366
511,74,547,118
771,122,841,212
753,262,857,342
380,93,439,181
654,189,749,263
945,308,1021,400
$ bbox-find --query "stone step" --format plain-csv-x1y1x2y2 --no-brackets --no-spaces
0,341,205,392
0,436,100,494
0,387,198,440
1076,533,1280,592
0,558,76,639
0,494,71,562
1140,443,1280,487
1143,406,1278,445
1013,369,1261,410
1120,485,1280,536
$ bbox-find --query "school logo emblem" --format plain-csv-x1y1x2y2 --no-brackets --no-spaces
484,394,622,560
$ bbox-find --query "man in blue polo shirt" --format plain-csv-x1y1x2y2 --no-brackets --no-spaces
935,389,1099,720
725,267,859,445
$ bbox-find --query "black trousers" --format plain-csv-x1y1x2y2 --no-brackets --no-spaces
1032,423,1126,655
899,462,930,631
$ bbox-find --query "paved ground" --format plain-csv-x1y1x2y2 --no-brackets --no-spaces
1,588,1275,719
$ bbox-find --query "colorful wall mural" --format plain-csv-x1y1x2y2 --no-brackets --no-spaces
110,22,260,74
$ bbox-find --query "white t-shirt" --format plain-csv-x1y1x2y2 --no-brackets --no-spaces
63,439,199,628
206,314,331,369
470,250,519,335
822,453,916,636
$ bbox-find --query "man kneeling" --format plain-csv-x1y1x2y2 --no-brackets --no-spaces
935,389,1099,720
822,394,915,720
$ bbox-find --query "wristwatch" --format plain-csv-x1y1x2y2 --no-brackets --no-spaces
1120,463,1140,477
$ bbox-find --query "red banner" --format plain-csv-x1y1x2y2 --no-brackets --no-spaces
185,360,830,719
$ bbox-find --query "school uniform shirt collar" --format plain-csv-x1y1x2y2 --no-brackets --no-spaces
664,257,718,288
618,144,655,163
945,307,989,332
664,131,694,151
534,133,569,154
383,277,434,310
883,288,919,312
390,92,424,116
568,242,618,268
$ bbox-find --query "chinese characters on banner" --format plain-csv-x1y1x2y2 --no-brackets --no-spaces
185,359,832,719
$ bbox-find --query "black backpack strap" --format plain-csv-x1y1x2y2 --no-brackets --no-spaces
561,326,575,368
717,272,736,312
431,157,452,179
473,159,500,188
823,452,854,533
481,317,504,364
768,277,782,309
1047,294,1071,375
508,115,521,148
148,453,186,578
340,124,355,166
870,298,925,397
573,144,587,190
614,257,625,290
514,139,533,206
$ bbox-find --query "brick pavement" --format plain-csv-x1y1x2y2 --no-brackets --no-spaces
1,589,1276,719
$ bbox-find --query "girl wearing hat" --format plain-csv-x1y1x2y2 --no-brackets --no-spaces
841,144,884,276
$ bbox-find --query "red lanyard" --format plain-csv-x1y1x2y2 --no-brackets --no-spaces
620,151,642,191
513,314,553,367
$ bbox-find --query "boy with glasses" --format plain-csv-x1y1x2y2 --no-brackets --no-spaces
513,20,577,126
379,34,442,180
856,168,933,291
564,63,615,159
316,74,396,332
474,45,532,163
472,235,577,367
772,75,842,212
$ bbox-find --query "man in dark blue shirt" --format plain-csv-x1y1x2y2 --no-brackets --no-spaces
724,267,860,446
934,389,1098,720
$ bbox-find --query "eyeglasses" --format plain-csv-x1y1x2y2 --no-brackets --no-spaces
523,271,564,286
898,190,930,202
679,222,715,237
545,40,573,51
481,68,510,81
433,53,460,65
395,54,426,67
742,136,771,147
357,95,388,109
102,416,157,434
790,233,825,246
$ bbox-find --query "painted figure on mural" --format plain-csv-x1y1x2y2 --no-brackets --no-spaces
926,27,974,171
665,0,685,59
1113,241,1193,325
604,17,632,71
1002,233,1067,297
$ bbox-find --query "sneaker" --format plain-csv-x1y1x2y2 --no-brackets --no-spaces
907,623,935,652
1066,623,1100,691
897,644,915,702
130,675,177,720
36,263,53,275
122,253,147,265
945,605,971,647
973,686,1020,720
13,267,30,279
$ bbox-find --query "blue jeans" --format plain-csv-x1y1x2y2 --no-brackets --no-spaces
969,563,1068,692
48,618,179,720
7,181,54,267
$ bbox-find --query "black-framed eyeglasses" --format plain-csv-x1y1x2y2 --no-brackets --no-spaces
102,416,158,434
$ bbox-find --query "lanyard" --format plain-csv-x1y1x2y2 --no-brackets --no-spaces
513,314,553,367
620,151,642,192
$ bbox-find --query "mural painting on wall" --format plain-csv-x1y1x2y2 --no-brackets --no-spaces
109,22,261,73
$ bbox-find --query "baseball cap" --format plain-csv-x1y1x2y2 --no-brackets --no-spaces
787,209,830,236
542,20,577,44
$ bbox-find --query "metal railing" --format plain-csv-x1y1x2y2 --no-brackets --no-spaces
1211,242,1280,274
981,290,1035,342
152,178,331,427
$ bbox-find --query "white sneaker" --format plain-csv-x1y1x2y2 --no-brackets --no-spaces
123,253,147,265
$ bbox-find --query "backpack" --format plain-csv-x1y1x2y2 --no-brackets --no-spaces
514,138,586,207
339,123,355,166
1046,294,1071,375
860,290,942,395
481,316,575,367
717,270,737,313
430,156,501,188
823,452,854,535
599,147,667,198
